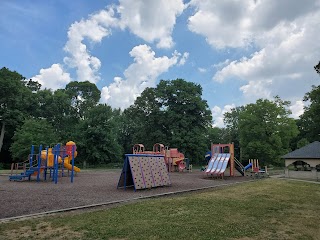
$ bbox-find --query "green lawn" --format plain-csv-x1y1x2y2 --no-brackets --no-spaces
1,179,319,240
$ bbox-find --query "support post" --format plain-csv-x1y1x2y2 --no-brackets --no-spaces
71,145,75,183
37,145,42,182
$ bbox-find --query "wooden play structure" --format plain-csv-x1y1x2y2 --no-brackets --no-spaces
117,154,171,191
132,143,188,172
205,143,245,178
247,159,268,178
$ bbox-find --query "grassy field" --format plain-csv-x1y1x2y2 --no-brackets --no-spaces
1,179,319,240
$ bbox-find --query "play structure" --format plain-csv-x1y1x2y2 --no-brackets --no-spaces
205,143,248,178
204,143,269,179
132,143,189,172
9,141,80,184
117,154,171,191
247,159,268,178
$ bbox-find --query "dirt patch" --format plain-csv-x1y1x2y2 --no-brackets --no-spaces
0,169,251,220
1,221,84,240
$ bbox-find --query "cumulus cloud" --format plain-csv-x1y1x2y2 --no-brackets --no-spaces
31,64,72,90
290,100,305,119
117,0,185,48
63,7,119,83
189,0,320,104
212,104,236,128
101,44,185,109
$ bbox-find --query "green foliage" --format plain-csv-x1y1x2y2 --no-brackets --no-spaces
76,104,123,164
10,119,59,160
297,138,309,149
299,85,320,142
239,97,299,165
123,79,212,163
223,106,245,159
0,67,34,154
65,81,101,119
314,61,320,75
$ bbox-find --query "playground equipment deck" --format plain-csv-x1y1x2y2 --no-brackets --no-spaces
0,169,249,220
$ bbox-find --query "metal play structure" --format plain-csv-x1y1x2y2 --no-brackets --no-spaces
9,141,80,184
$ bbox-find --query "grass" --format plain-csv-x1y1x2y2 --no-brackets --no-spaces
1,179,319,240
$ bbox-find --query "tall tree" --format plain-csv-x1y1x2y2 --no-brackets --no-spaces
223,106,245,160
10,119,59,161
65,81,101,119
0,67,32,153
238,97,298,165
76,104,123,165
124,79,212,163
299,85,320,142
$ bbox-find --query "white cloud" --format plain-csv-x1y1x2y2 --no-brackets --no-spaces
290,100,305,119
212,104,235,128
188,0,320,104
178,52,189,66
117,0,185,48
198,67,207,73
188,0,254,49
32,64,72,90
101,44,185,109
63,7,119,83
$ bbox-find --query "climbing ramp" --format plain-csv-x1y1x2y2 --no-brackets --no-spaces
117,154,171,191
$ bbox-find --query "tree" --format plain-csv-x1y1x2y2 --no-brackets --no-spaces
124,79,212,163
76,104,123,165
10,119,59,160
223,106,245,160
299,85,320,142
297,138,309,149
0,67,33,154
65,81,101,119
314,61,320,75
238,97,298,166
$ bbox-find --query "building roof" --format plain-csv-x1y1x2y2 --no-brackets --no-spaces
282,141,320,159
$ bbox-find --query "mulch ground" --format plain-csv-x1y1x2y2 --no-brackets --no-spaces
0,169,250,219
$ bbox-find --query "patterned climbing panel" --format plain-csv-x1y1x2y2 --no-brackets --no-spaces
149,156,163,187
128,156,145,190
156,156,171,186
139,156,155,188
118,154,171,190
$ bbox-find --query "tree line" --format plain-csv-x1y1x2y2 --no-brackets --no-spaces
0,62,319,167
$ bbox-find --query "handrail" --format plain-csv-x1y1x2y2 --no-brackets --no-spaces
234,157,244,170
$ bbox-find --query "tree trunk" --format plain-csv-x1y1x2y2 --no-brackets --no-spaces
0,122,5,153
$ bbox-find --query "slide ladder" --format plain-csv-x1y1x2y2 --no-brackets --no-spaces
234,158,245,176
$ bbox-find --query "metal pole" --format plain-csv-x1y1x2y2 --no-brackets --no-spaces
71,145,75,183
37,145,42,182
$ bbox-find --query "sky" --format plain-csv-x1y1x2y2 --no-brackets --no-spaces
1,0,320,127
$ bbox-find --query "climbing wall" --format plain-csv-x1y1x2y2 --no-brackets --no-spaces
149,156,163,186
117,154,171,190
155,156,171,186
128,156,145,190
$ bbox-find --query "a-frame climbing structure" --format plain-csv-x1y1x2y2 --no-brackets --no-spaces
117,154,171,190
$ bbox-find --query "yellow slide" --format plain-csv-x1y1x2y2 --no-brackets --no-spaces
58,156,81,172
40,144,80,172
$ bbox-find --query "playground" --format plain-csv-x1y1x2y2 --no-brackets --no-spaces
0,168,248,220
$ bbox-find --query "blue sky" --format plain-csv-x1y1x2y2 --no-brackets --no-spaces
1,0,320,126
